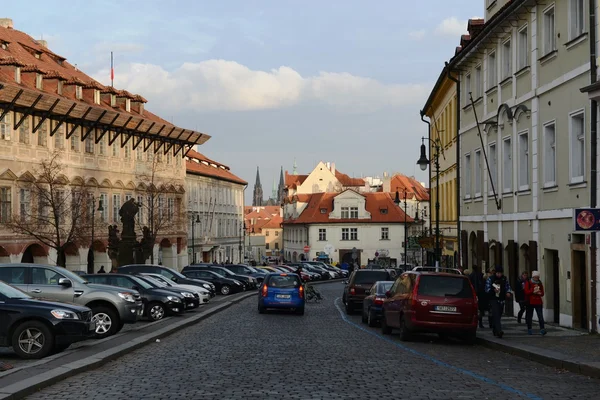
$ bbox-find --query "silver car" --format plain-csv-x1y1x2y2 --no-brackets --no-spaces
0,263,143,339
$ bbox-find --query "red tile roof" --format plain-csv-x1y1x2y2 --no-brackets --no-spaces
384,174,430,201
244,208,282,234
284,171,308,188
185,150,247,185
335,170,365,187
284,191,413,224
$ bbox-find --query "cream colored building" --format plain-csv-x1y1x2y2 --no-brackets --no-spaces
454,1,594,329
244,206,282,263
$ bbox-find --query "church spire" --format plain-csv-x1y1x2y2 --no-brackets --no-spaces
277,166,285,204
272,176,277,200
252,166,263,206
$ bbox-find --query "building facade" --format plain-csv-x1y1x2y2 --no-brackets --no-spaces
450,1,594,329
186,150,246,264
0,19,209,272
244,206,282,263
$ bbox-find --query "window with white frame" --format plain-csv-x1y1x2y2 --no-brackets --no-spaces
489,142,497,194
0,187,11,223
487,51,497,88
570,111,585,183
85,135,94,154
502,137,512,193
112,194,121,223
100,193,108,222
502,39,511,79
381,227,389,240
475,65,482,98
0,111,11,140
474,150,482,197
350,207,358,218
18,114,29,144
342,228,349,240
54,123,65,149
19,188,30,221
544,6,556,55
99,136,106,155
518,131,530,189
465,73,471,103
464,153,472,198
350,228,358,240
517,25,528,69
341,207,349,219
318,228,326,241
543,122,557,187
37,119,47,147
569,0,585,40
168,198,174,220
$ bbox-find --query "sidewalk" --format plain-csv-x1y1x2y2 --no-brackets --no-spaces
476,316,600,379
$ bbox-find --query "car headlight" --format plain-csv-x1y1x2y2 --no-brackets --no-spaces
234,280,242,286
167,296,182,302
51,309,80,320
181,292,194,298
202,284,211,290
118,292,136,303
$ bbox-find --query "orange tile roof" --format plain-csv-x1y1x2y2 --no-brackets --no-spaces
384,174,430,202
0,22,209,146
244,208,281,234
335,170,365,187
284,171,308,188
185,151,247,185
284,191,413,224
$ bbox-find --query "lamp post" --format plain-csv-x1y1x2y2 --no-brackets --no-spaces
394,189,408,267
87,197,104,274
417,136,441,267
190,214,200,264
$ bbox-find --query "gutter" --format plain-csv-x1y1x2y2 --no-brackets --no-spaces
446,65,461,268
589,0,598,333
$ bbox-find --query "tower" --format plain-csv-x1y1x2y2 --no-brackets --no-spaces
272,176,277,201
277,166,285,204
252,166,263,206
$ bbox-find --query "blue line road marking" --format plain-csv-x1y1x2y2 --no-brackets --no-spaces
334,298,544,400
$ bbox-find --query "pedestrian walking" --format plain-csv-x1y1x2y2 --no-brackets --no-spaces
98,265,106,274
485,265,512,338
515,271,529,323
525,270,546,335
469,266,487,329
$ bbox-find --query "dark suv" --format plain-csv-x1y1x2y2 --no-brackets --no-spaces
342,269,394,314
118,265,216,296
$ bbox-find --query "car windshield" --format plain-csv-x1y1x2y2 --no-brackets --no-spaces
417,275,473,298
204,270,225,278
57,267,89,284
215,267,235,276
129,276,154,289
149,275,173,286
353,271,390,284
377,282,394,293
0,280,31,299
267,275,301,288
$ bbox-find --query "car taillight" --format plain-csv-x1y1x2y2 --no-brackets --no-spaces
349,287,356,295
374,296,385,305
262,285,268,297
299,285,304,298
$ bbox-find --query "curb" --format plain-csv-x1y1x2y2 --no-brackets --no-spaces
0,291,258,400
476,336,600,379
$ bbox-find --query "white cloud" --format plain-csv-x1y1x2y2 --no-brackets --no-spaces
93,60,429,113
409,30,426,40
434,17,468,37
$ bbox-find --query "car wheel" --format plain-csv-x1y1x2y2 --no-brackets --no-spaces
381,315,392,335
367,308,377,327
12,321,54,359
296,307,305,316
91,307,119,339
147,302,166,321
398,316,411,342
220,285,231,295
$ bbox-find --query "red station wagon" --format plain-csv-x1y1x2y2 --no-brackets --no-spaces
381,268,478,343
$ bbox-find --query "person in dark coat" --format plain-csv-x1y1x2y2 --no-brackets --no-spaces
98,266,106,274
469,266,486,329
485,265,512,338
515,271,529,323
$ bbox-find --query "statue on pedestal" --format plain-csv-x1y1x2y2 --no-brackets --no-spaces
117,198,139,267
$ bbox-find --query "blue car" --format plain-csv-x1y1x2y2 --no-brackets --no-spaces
258,273,305,315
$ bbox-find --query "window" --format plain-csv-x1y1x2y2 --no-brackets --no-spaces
18,114,29,144
35,73,43,90
381,227,389,240
15,67,20,84
474,149,482,197
112,194,121,223
475,65,482,98
350,228,358,240
124,144,131,159
489,143,497,194
75,86,82,99
350,207,358,218
57,81,63,95
0,111,11,140
85,135,94,153
274,242,279,250
464,153,472,198
320,208,327,214
502,137,512,193
275,231,279,237
570,111,585,183
487,51,497,88
0,187,11,223
543,122,557,186
112,138,118,157
544,6,556,55
54,123,65,149
518,25,528,70
266,243,270,250
37,118,47,147
70,128,79,152
569,0,585,39
168,198,174,220
19,188,30,220
136,195,144,223
266,231,270,237
518,131,530,189
318,228,326,241
341,207,349,219
465,73,471,103
502,39,511,79
99,136,106,155
94,90,101,104
342,228,349,240
31,267,65,286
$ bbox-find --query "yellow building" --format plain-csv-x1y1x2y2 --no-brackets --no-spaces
420,67,459,267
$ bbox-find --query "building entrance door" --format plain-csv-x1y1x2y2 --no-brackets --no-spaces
572,250,588,330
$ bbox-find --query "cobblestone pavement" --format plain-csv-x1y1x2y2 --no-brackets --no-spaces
26,283,600,400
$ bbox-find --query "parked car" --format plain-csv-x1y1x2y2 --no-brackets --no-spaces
381,269,478,343
0,263,143,339
83,274,186,321
182,269,244,295
135,275,199,310
118,265,216,296
0,280,95,359
258,273,305,315
139,273,211,305
224,264,266,283
342,269,395,314
361,281,394,327
183,265,257,290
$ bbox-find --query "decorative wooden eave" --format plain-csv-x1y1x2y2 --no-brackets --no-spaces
63,76,86,86
0,56,25,67
133,94,148,103
43,70,67,81
81,81,105,90
20,64,46,74
116,89,136,100
100,86,119,95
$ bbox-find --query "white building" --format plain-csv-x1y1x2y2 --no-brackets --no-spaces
186,150,246,264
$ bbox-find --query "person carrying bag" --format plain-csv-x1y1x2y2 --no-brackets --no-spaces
524,270,546,335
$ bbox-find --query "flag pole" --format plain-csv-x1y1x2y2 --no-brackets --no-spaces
110,51,114,87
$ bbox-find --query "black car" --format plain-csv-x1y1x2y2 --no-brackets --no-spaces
135,275,200,310
0,280,95,359
342,269,395,314
83,274,186,321
182,269,244,295
184,265,256,290
118,265,216,296
361,280,394,327
223,264,265,284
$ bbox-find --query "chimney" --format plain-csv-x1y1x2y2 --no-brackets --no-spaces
330,162,335,176
0,18,13,29
326,162,331,170
37,40,48,48
383,174,391,193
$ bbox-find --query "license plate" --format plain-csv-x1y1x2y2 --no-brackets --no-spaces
89,322,96,332
434,305,457,312
276,294,291,299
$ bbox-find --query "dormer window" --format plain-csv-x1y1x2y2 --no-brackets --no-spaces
35,73,43,90
380,208,388,214
125,98,131,112
94,89,100,104
110,94,116,107
75,85,82,99
320,208,327,214
57,81,63,95
1,43,6,50
15,67,21,84
35,52,41,59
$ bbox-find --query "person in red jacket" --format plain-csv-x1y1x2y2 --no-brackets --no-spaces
524,270,546,335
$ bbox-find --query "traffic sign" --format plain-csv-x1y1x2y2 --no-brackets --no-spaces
304,245,310,253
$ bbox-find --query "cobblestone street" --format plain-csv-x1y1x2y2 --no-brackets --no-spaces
26,283,600,400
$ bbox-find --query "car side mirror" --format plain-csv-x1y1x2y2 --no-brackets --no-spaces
58,278,72,287
385,290,391,298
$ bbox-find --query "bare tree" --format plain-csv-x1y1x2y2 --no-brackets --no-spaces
5,152,91,267
136,154,185,263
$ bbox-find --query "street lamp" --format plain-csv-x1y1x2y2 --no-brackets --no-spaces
417,136,441,267
190,214,200,264
394,189,408,267
87,197,104,274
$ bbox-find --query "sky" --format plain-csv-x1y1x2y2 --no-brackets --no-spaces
5,0,482,203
